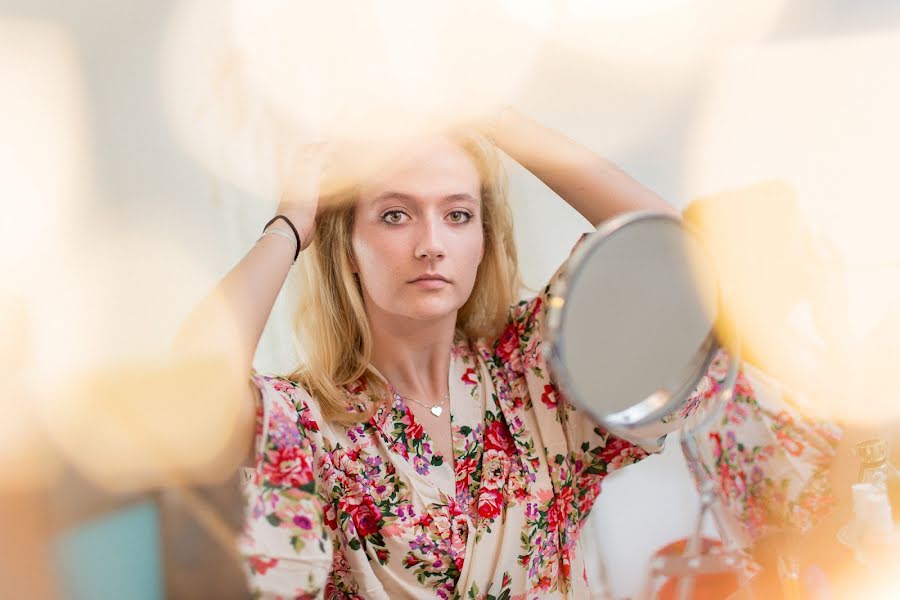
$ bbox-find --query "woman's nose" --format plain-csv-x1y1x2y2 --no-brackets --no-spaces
414,218,446,259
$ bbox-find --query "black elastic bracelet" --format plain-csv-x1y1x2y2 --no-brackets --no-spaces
263,215,302,262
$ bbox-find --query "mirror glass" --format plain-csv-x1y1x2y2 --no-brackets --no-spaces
545,212,723,446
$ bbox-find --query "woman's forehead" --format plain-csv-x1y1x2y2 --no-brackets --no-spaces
357,136,481,204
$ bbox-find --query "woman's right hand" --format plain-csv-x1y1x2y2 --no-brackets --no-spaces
274,141,332,251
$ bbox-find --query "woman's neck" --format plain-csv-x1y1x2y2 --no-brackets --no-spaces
368,312,457,402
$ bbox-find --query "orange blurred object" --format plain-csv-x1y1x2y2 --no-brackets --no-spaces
654,537,741,600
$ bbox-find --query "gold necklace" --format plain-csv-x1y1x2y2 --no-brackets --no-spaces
395,390,449,417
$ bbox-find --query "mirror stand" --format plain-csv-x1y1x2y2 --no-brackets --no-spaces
638,352,761,600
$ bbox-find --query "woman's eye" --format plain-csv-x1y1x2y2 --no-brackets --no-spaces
448,210,473,223
381,210,407,225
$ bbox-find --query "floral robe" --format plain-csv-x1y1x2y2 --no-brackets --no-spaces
239,236,840,599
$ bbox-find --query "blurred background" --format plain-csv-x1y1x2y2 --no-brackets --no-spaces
3,0,900,598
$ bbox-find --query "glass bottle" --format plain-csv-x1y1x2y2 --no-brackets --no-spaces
854,438,900,521
836,439,900,570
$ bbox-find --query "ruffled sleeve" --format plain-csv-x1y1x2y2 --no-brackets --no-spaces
239,372,332,599
693,362,842,542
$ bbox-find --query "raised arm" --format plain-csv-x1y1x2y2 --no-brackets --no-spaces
485,107,677,225
171,145,328,463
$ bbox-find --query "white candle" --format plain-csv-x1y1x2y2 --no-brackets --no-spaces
852,482,895,536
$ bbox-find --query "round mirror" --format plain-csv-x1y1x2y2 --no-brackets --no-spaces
544,211,732,448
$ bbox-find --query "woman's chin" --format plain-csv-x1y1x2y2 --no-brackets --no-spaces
400,302,462,323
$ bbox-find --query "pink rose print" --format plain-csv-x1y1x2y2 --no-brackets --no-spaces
540,384,558,409
272,379,294,394
546,502,560,532
477,488,503,520
597,436,633,464
495,327,519,363
248,555,278,575
263,445,314,488
346,495,381,537
401,411,424,441
777,430,805,456
481,449,510,490
323,503,338,531
298,409,320,433
484,419,515,455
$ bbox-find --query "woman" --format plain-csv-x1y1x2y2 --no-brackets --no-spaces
176,108,838,599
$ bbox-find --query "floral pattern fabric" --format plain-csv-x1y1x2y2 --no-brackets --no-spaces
238,235,839,599
689,360,841,541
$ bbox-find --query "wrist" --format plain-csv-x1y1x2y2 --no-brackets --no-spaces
262,214,303,260
274,199,309,223
274,207,314,244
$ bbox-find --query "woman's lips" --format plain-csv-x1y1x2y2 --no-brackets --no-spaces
410,278,450,289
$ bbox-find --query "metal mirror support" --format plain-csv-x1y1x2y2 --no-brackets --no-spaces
543,211,756,600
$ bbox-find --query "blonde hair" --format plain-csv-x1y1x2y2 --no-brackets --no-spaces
288,131,520,423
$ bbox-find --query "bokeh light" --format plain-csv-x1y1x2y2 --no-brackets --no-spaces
0,18,88,283
538,0,786,76
0,295,59,493
27,227,254,492
35,351,249,494
0,15,251,493
685,33,900,424
160,0,545,198
0,17,90,493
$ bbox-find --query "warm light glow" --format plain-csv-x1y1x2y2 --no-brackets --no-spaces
835,565,900,600
25,226,254,491
35,352,249,493
547,0,786,74
0,16,248,489
0,17,89,492
160,0,543,198
0,10,312,499
228,0,540,136
161,0,790,186
0,18,88,286
501,0,788,156
27,229,221,376
0,295,59,492
856,580,900,600
685,32,900,424
160,0,278,199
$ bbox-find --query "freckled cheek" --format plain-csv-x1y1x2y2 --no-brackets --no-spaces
353,233,408,287
465,233,486,278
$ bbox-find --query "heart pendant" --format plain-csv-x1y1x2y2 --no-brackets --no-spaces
431,406,443,417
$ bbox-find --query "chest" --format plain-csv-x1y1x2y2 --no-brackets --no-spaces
310,354,575,596
406,402,454,470
319,362,540,514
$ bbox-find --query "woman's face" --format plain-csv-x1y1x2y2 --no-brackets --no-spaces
351,136,485,327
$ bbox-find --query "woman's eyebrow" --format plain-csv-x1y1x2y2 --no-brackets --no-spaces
370,192,479,204
372,191,417,204
442,193,479,204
